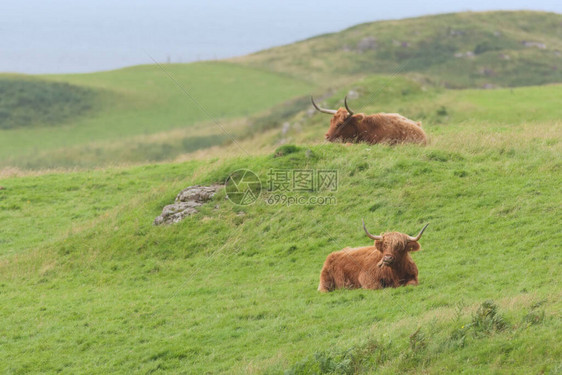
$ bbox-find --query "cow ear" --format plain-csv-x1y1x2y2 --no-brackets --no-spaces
353,114,365,122
375,240,382,251
406,241,420,252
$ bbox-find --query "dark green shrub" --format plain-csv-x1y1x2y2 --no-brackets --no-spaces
274,144,301,157
470,300,508,335
0,78,99,129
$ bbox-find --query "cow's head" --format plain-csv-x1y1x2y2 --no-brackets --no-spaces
311,96,365,142
362,220,429,268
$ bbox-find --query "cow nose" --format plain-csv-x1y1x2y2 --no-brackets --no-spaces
383,255,395,263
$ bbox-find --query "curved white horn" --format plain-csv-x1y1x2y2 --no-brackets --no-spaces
407,223,429,242
311,96,337,115
362,219,382,240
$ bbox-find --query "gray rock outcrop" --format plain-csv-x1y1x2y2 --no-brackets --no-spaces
154,184,222,225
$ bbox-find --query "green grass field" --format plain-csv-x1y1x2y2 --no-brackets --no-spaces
1,81,560,373
1,10,561,375
0,62,311,169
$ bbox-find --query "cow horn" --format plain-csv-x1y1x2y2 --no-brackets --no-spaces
407,223,429,242
362,219,382,241
344,96,354,116
311,96,337,115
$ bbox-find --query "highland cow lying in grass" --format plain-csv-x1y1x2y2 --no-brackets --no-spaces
318,220,429,292
312,96,427,145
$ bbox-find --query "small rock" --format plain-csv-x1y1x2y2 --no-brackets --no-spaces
449,29,466,36
454,51,474,59
154,184,223,225
522,41,546,49
347,90,359,100
478,67,495,77
357,36,377,52
281,122,291,135
176,185,220,203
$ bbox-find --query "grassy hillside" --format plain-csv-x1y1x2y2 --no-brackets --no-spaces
2,11,562,170
1,82,560,373
1,10,561,374
0,77,100,129
0,62,311,169
234,11,562,88
245,74,562,152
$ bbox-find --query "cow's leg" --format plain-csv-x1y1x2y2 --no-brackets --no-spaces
318,260,335,292
318,274,333,292
358,271,380,290
404,278,418,286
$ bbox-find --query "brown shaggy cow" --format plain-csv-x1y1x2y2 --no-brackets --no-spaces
311,96,427,145
318,220,429,292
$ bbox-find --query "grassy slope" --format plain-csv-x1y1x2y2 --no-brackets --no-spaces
254,74,562,152
2,11,562,170
0,62,311,168
233,11,562,88
1,10,561,374
0,77,99,130
1,84,560,373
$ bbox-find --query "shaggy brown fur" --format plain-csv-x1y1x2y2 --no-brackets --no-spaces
318,232,423,292
324,108,427,145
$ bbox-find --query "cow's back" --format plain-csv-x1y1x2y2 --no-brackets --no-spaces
363,113,427,144
319,246,380,290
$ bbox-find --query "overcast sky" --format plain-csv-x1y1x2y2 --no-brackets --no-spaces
1,0,561,74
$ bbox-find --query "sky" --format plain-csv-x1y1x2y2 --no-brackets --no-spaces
1,0,561,74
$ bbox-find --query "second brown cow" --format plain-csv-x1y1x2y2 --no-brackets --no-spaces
311,96,427,145
318,220,429,292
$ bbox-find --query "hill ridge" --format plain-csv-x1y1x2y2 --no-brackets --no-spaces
233,10,562,88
